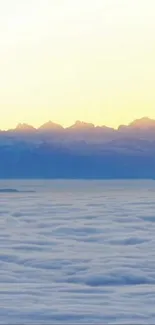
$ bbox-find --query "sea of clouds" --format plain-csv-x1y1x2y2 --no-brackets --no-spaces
1,180,155,324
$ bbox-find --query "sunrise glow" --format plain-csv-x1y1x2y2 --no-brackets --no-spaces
0,0,155,130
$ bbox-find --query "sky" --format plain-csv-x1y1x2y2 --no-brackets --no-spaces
0,0,155,130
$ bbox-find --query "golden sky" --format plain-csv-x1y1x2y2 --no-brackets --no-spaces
0,0,155,130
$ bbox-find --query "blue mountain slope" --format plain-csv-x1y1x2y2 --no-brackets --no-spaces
0,141,155,179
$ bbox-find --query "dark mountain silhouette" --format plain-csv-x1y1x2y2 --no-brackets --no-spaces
0,117,155,179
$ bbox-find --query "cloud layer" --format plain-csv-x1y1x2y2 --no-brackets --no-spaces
1,180,155,323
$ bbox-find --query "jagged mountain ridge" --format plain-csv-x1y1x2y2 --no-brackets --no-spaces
0,116,155,178
1,117,155,145
1,116,155,133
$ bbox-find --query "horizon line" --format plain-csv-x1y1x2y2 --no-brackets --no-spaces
0,116,154,132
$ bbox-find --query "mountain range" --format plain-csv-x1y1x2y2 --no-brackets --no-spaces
0,117,155,179
3,116,155,131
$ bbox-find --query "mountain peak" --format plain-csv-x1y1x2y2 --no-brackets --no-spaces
15,123,36,131
129,117,155,129
69,121,95,130
39,121,64,131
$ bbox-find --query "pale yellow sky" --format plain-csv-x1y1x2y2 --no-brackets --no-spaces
0,0,155,130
